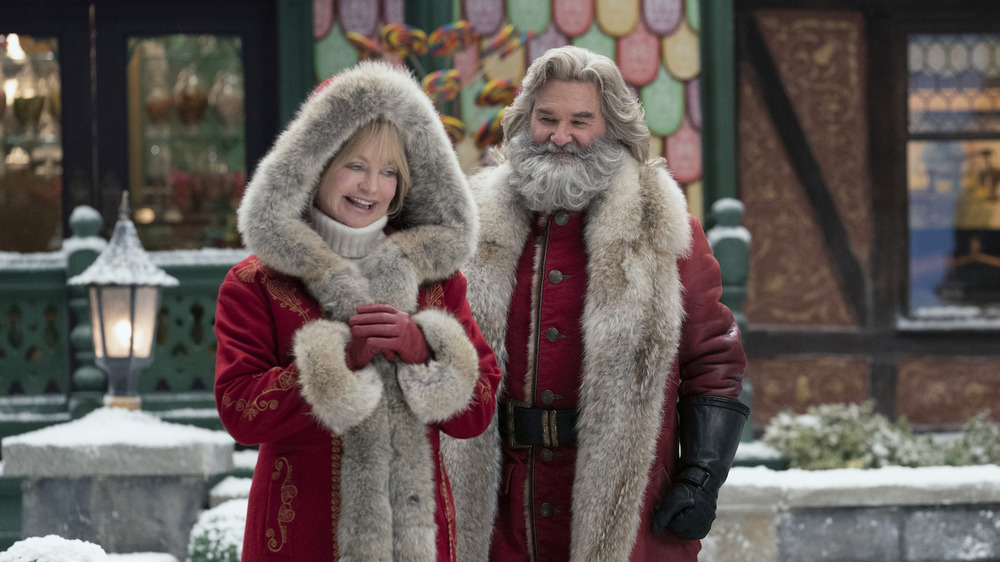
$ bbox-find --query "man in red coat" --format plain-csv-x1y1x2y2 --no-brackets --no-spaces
442,46,748,561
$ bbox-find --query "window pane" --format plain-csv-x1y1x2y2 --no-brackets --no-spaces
907,32,1000,322
0,33,63,252
908,34,1000,135
126,35,245,250
908,140,1000,313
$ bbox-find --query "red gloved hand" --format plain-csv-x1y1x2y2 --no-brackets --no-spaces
344,333,378,371
349,304,430,364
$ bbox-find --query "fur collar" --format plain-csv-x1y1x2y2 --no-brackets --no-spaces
444,156,692,560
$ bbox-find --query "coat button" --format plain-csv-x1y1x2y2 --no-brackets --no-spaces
540,389,555,404
540,502,554,517
548,269,564,284
554,211,569,226
545,327,562,342
539,448,553,462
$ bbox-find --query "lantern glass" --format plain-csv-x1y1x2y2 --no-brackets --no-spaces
131,286,159,357
91,285,160,359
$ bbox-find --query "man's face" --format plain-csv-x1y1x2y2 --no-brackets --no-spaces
530,80,607,149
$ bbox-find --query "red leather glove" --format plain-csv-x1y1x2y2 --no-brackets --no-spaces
344,333,378,371
349,304,430,364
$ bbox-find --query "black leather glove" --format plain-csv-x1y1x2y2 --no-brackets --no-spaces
651,395,749,540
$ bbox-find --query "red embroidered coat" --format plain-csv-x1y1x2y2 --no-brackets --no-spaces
216,257,501,560
219,62,495,561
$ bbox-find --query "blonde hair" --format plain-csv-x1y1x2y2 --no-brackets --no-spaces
325,118,411,217
501,46,651,163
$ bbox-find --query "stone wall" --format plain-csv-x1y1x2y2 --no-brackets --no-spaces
703,465,1000,561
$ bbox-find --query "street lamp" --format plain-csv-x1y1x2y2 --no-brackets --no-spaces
68,191,178,410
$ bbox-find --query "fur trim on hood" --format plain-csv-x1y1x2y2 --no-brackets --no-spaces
237,61,478,561
238,60,477,319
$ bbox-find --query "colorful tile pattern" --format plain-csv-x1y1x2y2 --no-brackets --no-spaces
312,0,705,194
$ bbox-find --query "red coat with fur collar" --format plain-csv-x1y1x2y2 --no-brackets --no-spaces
215,257,501,561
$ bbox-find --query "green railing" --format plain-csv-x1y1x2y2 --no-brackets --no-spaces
0,207,248,442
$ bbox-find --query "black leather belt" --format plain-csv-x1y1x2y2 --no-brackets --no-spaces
499,401,578,448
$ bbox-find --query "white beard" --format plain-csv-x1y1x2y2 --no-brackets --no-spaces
505,131,629,213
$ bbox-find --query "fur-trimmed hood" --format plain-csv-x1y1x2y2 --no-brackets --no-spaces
238,60,477,318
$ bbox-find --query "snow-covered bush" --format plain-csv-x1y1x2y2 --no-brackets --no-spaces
0,535,107,562
763,402,1000,470
186,498,247,562
944,410,1000,466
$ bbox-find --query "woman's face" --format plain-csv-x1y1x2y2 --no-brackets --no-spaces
315,137,398,228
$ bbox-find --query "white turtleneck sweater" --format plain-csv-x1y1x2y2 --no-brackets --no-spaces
309,206,388,259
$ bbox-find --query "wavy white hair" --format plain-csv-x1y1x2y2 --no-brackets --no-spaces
499,45,651,164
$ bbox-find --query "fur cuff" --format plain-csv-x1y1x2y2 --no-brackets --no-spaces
293,319,382,434
397,309,478,424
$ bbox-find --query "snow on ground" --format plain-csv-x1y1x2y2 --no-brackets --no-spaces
1,407,232,450
728,463,1000,488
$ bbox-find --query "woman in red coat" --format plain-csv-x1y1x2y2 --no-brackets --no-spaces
215,61,501,561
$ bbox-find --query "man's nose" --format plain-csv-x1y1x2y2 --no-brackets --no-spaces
550,123,572,146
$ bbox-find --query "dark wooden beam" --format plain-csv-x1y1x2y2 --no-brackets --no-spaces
743,15,871,326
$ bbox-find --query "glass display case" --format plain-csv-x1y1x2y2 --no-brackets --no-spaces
126,35,247,250
0,34,64,252
0,0,311,253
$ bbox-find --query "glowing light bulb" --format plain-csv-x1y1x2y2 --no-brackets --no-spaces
113,319,133,346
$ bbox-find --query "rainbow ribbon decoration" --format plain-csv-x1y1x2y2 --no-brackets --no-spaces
480,24,516,58
422,69,463,106
476,78,518,107
428,20,477,57
440,115,466,145
345,32,384,58
379,23,428,57
476,108,505,149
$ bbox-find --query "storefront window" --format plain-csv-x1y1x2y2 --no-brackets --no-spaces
907,33,1000,323
126,35,245,250
0,33,62,252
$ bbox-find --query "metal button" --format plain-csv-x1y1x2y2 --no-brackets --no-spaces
540,502,554,517
539,448,553,462
545,327,561,342
554,211,569,226
548,269,563,284
541,389,555,404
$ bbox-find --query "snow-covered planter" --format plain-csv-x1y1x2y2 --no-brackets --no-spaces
186,499,247,562
0,535,107,562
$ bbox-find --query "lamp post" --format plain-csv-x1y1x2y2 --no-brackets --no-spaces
68,191,178,410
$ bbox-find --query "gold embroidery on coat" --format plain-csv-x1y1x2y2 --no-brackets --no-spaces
422,283,445,309
331,434,342,559
236,257,310,321
266,457,297,552
439,450,457,561
235,257,265,283
478,378,493,407
265,277,310,321
222,367,297,420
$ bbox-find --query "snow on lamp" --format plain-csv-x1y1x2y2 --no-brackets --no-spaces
68,191,178,410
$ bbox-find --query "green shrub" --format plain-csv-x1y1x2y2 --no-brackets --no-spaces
762,402,1000,470
186,498,247,562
